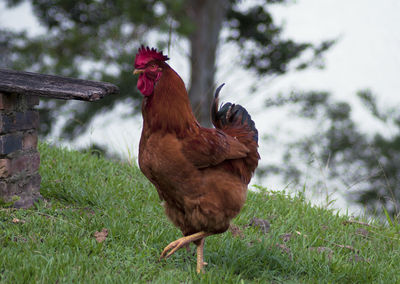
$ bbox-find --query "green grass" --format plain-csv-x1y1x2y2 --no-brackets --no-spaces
1,143,399,283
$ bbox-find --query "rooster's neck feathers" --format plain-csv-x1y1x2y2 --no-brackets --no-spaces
142,66,198,137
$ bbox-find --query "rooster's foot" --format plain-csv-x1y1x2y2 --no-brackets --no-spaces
159,231,209,260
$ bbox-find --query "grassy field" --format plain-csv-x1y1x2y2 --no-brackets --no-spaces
0,143,399,283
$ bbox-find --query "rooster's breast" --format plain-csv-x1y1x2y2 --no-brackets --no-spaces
139,132,199,197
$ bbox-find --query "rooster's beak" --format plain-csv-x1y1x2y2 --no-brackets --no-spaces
133,69,144,75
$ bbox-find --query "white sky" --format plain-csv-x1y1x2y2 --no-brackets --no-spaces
270,0,400,118
1,0,400,214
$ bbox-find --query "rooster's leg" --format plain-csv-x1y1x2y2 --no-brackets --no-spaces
196,238,207,273
159,231,210,260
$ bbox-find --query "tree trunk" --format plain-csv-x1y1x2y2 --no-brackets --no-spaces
186,0,228,127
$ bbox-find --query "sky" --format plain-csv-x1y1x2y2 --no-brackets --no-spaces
1,0,400,214
270,0,400,125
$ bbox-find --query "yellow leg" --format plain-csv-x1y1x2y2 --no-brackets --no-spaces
159,231,210,260
196,238,206,273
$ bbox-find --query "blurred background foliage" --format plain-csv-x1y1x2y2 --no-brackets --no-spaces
0,0,332,134
0,0,398,218
261,90,400,217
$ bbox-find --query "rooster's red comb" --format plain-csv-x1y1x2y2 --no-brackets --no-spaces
134,45,169,68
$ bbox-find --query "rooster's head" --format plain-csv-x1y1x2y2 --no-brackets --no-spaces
134,46,169,96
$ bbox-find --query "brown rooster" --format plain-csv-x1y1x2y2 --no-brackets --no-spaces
133,46,259,273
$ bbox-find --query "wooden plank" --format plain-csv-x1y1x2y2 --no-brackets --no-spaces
0,69,119,101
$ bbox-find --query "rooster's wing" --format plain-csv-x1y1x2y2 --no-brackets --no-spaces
181,128,249,169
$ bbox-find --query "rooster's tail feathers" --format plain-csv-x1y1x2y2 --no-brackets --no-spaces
211,83,225,127
211,84,258,143
211,84,260,183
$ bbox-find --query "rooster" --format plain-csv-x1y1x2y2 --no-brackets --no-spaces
133,46,259,273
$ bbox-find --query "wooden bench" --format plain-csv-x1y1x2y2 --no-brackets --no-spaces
0,68,119,208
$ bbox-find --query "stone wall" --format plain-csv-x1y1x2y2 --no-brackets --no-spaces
0,92,41,208
0,68,119,208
